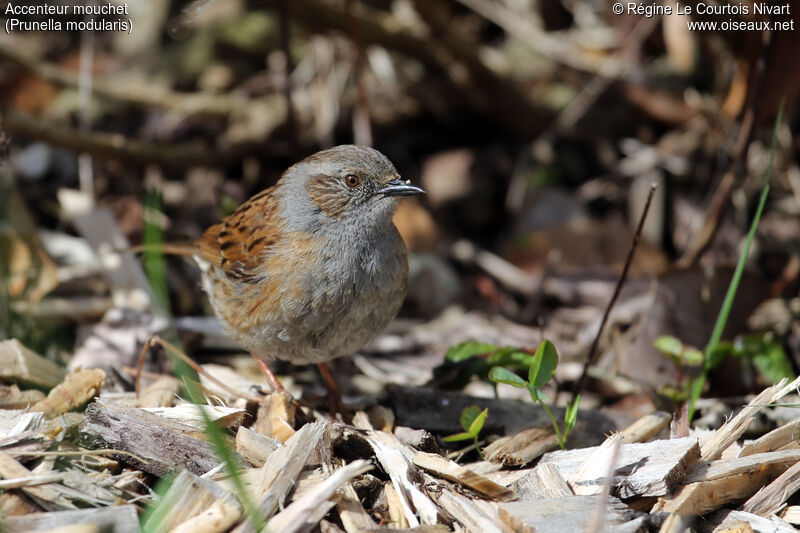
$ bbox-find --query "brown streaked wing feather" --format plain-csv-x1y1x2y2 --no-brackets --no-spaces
194,187,282,281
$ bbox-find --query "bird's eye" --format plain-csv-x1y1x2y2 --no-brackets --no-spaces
344,174,360,187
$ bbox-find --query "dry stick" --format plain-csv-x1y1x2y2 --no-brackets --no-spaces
676,110,754,268
279,0,545,137
134,335,262,403
571,183,658,400
0,43,257,117
452,0,622,75
0,109,258,168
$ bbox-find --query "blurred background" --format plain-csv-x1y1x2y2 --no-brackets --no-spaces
1,0,799,414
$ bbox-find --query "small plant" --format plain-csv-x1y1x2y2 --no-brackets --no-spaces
443,405,489,459
653,335,704,402
435,341,538,391
489,340,579,449
687,100,785,420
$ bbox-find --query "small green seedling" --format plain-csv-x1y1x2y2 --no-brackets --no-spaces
687,100,784,421
653,335,704,402
654,336,704,367
443,405,489,459
436,341,538,392
713,332,794,383
489,340,579,449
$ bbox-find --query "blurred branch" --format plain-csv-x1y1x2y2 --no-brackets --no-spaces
0,109,269,168
452,0,620,75
273,0,550,136
0,44,261,118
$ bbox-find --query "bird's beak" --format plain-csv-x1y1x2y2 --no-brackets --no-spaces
380,178,425,198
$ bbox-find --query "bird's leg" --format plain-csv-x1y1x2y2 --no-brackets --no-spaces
316,362,349,419
251,354,306,416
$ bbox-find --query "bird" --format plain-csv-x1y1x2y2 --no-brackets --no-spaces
190,145,424,411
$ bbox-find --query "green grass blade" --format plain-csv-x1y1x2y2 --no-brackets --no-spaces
688,100,784,421
139,192,265,531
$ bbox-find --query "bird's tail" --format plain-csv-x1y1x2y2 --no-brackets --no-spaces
121,243,197,256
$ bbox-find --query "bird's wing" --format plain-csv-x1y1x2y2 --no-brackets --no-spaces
195,187,281,281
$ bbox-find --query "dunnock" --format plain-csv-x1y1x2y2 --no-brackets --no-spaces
193,145,423,405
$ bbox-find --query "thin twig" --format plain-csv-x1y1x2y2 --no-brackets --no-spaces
0,109,270,168
572,182,658,400
136,335,263,403
0,43,261,117
133,336,154,397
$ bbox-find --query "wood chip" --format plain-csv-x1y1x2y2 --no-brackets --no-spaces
142,469,240,533
267,460,372,533
385,481,409,529
436,491,512,533
3,505,140,533
253,392,296,442
232,421,327,533
618,411,671,443
540,436,700,498
509,463,573,501
367,405,395,432
652,449,800,515
710,510,796,532
143,404,246,430
364,430,441,527
0,410,44,439
739,416,800,457
701,376,800,462
235,426,280,467
498,496,644,533
413,451,514,500
137,375,180,407
0,449,74,511
686,449,800,484
395,426,441,454
0,384,46,409
79,398,237,476
336,481,377,533
779,505,800,525
0,339,66,389
741,454,800,516
482,426,558,465
30,369,105,419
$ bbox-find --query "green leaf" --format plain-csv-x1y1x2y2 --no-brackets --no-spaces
489,367,528,388
529,340,558,388
564,394,580,433
446,341,498,363
468,408,489,436
488,347,535,369
443,432,475,443
653,335,683,357
752,341,794,382
459,405,483,433
681,348,704,366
